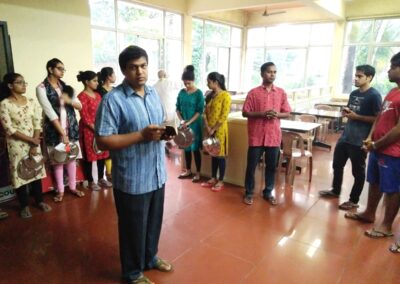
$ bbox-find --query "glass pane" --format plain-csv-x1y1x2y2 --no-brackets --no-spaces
138,37,160,85
266,25,310,46
89,0,115,28
217,47,229,80
165,12,182,38
205,46,217,73
92,29,118,73
345,20,374,43
306,47,331,87
244,48,264,91
371,46,400,96
310,23,334,45
204,22,230,45
374,19,400,43
165,39,183,83
117,1,163,35
118,33,138,53
266,49,307,89
192,19,204,43
247,28,265,47
340,45,369,94
231,27,242,47
191,39,204,87
228,48,241,91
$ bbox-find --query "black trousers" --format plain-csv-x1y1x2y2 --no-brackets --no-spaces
82,159,105,182
113,185,165,281
15,179,43,208
332,141,367,203
184,150,201,172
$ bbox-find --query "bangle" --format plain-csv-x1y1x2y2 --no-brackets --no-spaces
180,120,185,125
371,141,376,150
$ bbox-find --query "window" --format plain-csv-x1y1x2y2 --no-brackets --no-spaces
89,0,183,84
191,19,242,91
341,18,400,96
245,23,334,91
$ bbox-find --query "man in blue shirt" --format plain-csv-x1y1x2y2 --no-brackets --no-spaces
319,65,382,210
95,45,173,284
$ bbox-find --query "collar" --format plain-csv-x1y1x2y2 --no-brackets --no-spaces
260,84,276,92
122,80,152,98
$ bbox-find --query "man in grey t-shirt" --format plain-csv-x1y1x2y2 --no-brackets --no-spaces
319,65,382,210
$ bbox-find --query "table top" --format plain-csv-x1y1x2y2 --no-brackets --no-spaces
291,108,342,118
228,112,321,133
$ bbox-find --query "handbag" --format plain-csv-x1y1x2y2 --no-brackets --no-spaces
17,154,44,180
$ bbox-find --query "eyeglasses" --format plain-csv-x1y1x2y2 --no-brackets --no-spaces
13,81,28,85
55,67,66,72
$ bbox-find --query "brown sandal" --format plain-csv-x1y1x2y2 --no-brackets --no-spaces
53,194,64,202
70,190,85,197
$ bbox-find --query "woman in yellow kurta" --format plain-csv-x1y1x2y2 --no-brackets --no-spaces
201,72,231,191
0,73,51,218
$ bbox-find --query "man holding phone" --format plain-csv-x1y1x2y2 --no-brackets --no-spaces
95,45,173,284
319,65,382,210
242,62,291,206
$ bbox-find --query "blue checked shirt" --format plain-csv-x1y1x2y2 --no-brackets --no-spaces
95,81,166,195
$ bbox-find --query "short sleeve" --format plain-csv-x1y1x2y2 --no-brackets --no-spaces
371,92,382,115
176,89,183,112
242,91,254,113
95,96,119,136
0,101,17,136
280,91,292,113
195,90,205,114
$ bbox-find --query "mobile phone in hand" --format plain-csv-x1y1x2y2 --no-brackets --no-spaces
161,125,177,140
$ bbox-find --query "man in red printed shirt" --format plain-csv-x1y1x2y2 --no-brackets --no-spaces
345,52,400,254
242,62,291,205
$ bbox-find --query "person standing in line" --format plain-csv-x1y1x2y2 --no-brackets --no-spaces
36,58,85,202
176,65,204,182
77,71,112,191
95,45,173,284
319,65,382,209
0,73,51,218
344,52,400,250
242,62,291,206
200,72,231,192
97,67,116,180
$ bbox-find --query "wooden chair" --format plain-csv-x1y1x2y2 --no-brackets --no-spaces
314,104,334,141
279,131,313,185
296,114,318,152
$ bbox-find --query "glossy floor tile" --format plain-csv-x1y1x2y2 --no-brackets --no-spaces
0,133,399,283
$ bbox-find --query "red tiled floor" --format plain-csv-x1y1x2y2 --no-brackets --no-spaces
0,133,399,283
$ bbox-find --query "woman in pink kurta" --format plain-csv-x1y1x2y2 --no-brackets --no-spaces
77,71,112,191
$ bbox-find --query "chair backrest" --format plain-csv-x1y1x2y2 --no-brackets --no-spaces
281,131,305,157
314,104,334,111
297,114,317,123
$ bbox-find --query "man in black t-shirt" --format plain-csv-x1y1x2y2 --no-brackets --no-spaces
319,65,382,210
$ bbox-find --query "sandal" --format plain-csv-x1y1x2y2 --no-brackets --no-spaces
211,182,224,192
264,195,278,206
344,212,374,223
53,193,64,203
20,206,32,218
130,275,154,284
192,174,201,183
201,178,216,188
38,202,52,212
338,201,359,210
153,257,173,272
365,228,394,239
243,195,253,205
389,242,400,253
70,189,85,197
178,171,192,179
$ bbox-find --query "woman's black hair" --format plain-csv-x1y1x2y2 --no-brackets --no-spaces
207,72,227,91
62,85,74,98
97,67,114,86
46,58,63,76
0,73,23,101
77,70,97,85
182,65,195,81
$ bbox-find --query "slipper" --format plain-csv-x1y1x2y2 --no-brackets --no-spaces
178,172,192,179
53,194,64,203
153,257,173,272
70,190,85,197
192,175,200,183
338,201,359,210
211,183,224,192
264,195,278,206
389,242,400,253
201,179,216,188
364,228,394,239
38,202,52,212
344,212,374,223
243,195,253,205
130,275,154,284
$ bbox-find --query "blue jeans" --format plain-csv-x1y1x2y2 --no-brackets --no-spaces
113,186,165,281
244,146,280,198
